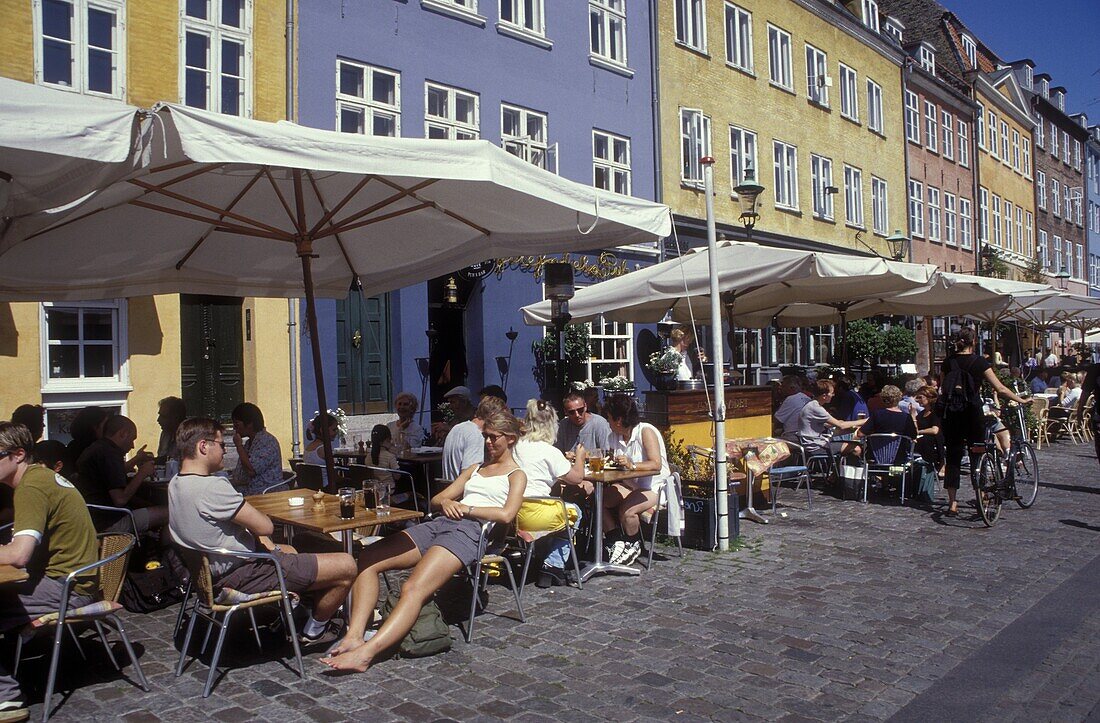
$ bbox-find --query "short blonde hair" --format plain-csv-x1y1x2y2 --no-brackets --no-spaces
522,399,558,444
880,384,903,408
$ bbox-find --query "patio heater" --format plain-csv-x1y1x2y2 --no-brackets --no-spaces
544,262,575,408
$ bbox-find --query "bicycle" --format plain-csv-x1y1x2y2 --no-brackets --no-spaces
970,398,1039,526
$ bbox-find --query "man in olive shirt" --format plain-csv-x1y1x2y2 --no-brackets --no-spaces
0,422,98,721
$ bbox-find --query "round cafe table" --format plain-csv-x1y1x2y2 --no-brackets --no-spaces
579,467,651,581
725,437,792,524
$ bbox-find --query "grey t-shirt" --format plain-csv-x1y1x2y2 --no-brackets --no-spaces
795,399,832,451
555,413,613,453
168,473,254,576
443,420,485,480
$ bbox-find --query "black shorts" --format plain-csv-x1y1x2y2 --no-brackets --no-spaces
216,549,318,595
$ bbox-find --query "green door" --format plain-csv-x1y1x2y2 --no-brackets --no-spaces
336,290,390,415
181,295,244,423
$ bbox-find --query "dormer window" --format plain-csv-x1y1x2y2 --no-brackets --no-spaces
918,44,935,74
861,0,879,32
884,16,903,44
1038,78,1049,97
961,35,976,68
1053,90,1065,111
1022,65,1033,89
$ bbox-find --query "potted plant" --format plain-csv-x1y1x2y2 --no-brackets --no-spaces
599,375,635,395
646,348,682,390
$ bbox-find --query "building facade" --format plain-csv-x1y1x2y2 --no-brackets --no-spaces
295,0,659,420
1088,125,1100,298
0,0,296,453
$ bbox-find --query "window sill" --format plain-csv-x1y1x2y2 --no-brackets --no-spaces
769,81,795,96
806,98,831,112
496,21,552,49
725,62,755,79
774,205,802,217
907,138,922,146
813,214,836,224
421,0,486,26
841,114,861,127
869,127,886,140
845,223,867,232
681,180,705,192
926,147,939,156
42,382,133,396
588,54,634,77
674,41,710,59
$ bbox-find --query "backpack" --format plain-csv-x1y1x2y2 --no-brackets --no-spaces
120,546,189,613
378,591,452,658
937,356,978,417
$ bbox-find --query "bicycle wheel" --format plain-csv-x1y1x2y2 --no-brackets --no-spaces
1012,443,1039,509
973,454,1002,527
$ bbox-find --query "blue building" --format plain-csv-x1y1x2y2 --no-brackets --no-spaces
1087,123,1100,298
295,0,659,423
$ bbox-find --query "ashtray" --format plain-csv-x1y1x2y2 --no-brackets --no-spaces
287,496,305,507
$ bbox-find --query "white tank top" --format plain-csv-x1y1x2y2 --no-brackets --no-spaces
610,422,671,490
460,466,521,509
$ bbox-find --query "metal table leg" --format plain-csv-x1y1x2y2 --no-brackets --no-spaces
578,481,641,581
738,465,768,524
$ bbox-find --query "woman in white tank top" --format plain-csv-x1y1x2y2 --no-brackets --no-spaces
322,406,527,673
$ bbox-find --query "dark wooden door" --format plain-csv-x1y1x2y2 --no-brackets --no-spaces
181,295,244,423
336,290,390,414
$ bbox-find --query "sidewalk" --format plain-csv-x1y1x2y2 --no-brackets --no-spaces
21,442,1100,721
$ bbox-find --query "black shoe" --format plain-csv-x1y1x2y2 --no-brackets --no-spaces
536,567,568,588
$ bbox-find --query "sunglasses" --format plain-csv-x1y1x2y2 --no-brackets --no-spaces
203,439,227,451
0,451,12,460
565,406,587,416
482,432,507,443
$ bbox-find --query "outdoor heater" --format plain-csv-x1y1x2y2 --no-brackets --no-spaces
544,262,575,406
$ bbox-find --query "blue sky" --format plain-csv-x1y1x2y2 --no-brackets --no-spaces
949,0,1100,120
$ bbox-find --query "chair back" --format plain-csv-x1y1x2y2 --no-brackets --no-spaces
1031,396,1049,414
863,433,913,466
296,463,325,491
97,533,135,602
347,463,406,487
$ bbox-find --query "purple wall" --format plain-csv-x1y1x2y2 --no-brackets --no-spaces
297,0,658,416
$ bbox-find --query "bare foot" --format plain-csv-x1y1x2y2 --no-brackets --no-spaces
325,634,365,658
320,645,374,672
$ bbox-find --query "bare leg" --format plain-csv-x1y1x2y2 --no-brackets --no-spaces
618,489,659,537
305,552,358,622
602,484,629,536
322,546,463,672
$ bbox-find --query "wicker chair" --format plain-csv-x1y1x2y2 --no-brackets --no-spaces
173,546,304,698
15,533,148,722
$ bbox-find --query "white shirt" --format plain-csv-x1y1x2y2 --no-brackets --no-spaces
1062,387,1082,408
675,350,693,381
513,439,572,497
609,422,671,491
1044,354,1059,368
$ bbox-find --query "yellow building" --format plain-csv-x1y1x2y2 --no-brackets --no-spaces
0,0,298,459
658,0,908,259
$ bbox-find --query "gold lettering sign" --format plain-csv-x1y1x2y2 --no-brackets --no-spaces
492,252,630,282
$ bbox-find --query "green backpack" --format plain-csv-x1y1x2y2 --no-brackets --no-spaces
378,592,452,658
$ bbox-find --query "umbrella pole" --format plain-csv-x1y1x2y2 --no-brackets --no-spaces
299,248,339,492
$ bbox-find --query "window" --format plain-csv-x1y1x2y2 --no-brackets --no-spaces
1076,194,1084,226
425,83,479,139
1065,186,1071,221
1054,235,1063,272
959,197,973,249
861,0,879,31
181,0,250,116
590,0,627,67
979,187,989,242
1063,131,1070,164
961,35,976,68
767,25,792,90
336,60,399,137
987,111,997,156
1078,244,1085,280
500,0,544,37
926,186,940,241
1074,140,1082,170
680,108,711,186
35,0,124,98
867,79,883,134
839,64,858,121
844,165,864,228
811,154,834,220
773,140,798,210
41,301,128,391
941,110,954,160
1051,121,1058,156
924,101,937,152
1011,129,1020,171
943,192,957,246
724,3,752,73
1052,178,1061,217
675,0,706,52
1003,200,1013,250
728,124,758,189
884,18,903,44
1037,172,1046,209
908,180,924,238
976,103,985,149
805,44,829,107
1038,230,1048,269
1023,138,1031,176
992,195,1001,246
502,104,548,168
905,91,920,143
1015,206,1023,253
586,314,633,383
1037,116,1044,148
771,328,801,367
592,129,631,195
918,45,935,74
1000,121,1009,163
871,177,888,235
958,119,969,167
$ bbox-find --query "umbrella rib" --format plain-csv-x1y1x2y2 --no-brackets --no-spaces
129,178,288,236
130,198,291,240
174,169,266,271
372,176,490,236
263,167,300,231
315,202,434,239
150,163,224,189
293,170,308,236
306,175,375,238
327,178,439,233
306,171,360,277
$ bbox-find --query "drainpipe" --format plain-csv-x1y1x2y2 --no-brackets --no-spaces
286,0,301,457
649,0,664,260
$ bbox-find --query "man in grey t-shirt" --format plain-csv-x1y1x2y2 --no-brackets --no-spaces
441,395,508,480
555,392,613,455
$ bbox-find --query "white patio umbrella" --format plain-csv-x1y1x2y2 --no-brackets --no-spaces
0,102,671,485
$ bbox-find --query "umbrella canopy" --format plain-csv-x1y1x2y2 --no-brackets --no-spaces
968,291,1100,327
730,273,1053,328
0,77,145,223
521,240,936,326
0,103,670,301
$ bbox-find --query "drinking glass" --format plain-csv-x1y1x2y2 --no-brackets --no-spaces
361,480,378,509
376,482,392,516
338,487,357,519
589,448,604,472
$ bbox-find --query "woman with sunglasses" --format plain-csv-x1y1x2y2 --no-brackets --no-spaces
322,407,527,672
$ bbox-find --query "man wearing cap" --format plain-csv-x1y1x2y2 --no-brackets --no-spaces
436,387,482,480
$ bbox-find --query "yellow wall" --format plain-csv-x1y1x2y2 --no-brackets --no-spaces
0,0,33,82
658,0,907,256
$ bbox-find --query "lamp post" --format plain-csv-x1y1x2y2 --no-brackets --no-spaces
1055,265,1070,291
544,262,575,408
885,229,911,262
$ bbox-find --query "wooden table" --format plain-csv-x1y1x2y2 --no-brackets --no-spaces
0,565,29,585
579,468,650,582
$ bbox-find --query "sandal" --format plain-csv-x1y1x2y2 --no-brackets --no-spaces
945,506,959,517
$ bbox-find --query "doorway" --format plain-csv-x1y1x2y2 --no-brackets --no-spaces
181,295,244,423
336,290,391,414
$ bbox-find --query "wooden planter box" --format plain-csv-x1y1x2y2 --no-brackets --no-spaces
680,482,741,551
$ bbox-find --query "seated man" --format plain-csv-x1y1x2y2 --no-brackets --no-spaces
168,417,357,643
555,391,613,455
0,422,99,722
1030,369,1050,395
774,375,810,441
76,415,167,534
441,391,503,481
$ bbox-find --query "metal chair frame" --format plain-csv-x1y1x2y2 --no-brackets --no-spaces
516,496,584,594
85,504,139,539
860,433,918,505
460,520,525,643
767,439,813,514
642,474,684,570
347,464,427,514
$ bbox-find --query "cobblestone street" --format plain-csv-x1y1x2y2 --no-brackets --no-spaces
19,442,1100,722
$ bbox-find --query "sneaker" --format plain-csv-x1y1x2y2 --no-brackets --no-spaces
607,540,625,564
619,540,643,566
0,702,28,723
299,620,338,645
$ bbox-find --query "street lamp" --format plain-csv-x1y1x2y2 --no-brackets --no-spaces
1055,265,1070,290
885,229,911,262
733,164,765,230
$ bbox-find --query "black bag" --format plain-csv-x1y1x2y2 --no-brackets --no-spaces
378,592,452,658
937,356,978,417
838,458,867,501
120,547,189,613
910,459,937,505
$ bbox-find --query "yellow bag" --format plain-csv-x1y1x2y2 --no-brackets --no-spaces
517,498,578,534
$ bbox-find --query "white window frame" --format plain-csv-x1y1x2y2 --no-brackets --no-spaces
861,0,879,31
961,35,976,68
924,101,938,153
1002,199,1012,250
987,111,998,157
1037,116,1045,148
844,164,864,229
1015,206,1023,253
425,82,480,140
839,64,858,122
943,191,957,246
1000,120,1009,164
501,103,549,169
805,44,829,107
905,91,920,144
958,118,970,167
959,197,973,249
908,179,924,238
871,176,888,236
728,124,758,191
40,300,130,394
675,0,707,53
335,59,400,137
941,109,954,160
918,45,935,74
1037,171,1047,209
499,0,545,38
680,107,711,187
1025,211,1033,256
992,194,1002,247
589,0,628,68
592,129,631,196
1074,139,1082,170
1023,137,1031,177
977,103,985,149
767,24,792,91
979,186,989,243
586,312,634,384
926,186,941,242
724,2,753,74
180,0,252,117
773,140,799,210
1052,178,1061,217
1077,244,1085,280
867,78,883,134
1063,130,1070,164
811,154,834,221
1039,229,1049,270
33,0,126,99
1011,129,1021,171
1054,235,1063,273
1051,121,1058,157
